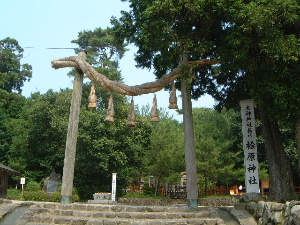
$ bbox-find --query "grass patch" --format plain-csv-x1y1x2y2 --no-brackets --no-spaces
7,188,22,200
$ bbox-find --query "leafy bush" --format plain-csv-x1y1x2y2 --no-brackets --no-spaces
26,181,41,191
143,186,155,195
50,192,61,202
8,188,79,202
7,188,22,200
72,193,80,202
23,190,47,201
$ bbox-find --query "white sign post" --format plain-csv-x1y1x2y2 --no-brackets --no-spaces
240,100,260,193
20,177,26,198
111,173,117,202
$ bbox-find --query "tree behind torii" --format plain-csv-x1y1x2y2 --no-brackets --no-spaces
111,0,224,207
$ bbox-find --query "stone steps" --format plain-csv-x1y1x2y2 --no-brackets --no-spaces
16,203,228,225
26,209,213,219
23,218,222,225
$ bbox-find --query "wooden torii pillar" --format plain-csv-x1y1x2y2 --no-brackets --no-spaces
60,52,85,204
52,52,217,207
180,54,198,208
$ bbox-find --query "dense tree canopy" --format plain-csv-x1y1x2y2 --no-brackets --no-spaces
112,0,300,202
71,27,127,71
7,86,153,199
193,108,244,191
212,0,300,202
0,37,32,163
0,37,32,94
112,0,225,96
145,116,185,194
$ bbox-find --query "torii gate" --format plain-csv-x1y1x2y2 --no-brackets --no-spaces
51,52,217,207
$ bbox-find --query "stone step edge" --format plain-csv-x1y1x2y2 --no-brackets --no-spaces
33,203,213,213
28,207,214,218
17,215,224,225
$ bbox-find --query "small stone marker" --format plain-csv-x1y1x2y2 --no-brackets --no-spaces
88,193,112,204
43,172,61,193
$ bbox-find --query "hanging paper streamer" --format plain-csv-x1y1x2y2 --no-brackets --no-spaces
169,82,178,109
150,94,160,122
88,83,98,108
126,97,136,127
105,95,115,123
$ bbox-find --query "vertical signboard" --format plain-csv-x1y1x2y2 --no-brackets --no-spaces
20,177,26,198
111,173,117,201
240,100,260,193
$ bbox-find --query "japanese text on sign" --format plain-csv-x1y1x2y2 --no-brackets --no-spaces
240,100,260,193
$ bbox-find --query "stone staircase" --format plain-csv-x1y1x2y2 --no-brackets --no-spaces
15,203,237,225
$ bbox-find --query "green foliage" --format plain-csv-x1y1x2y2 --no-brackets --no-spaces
142,185,155,196
0,38,32,164
213,0,300,118
74,106,152,199
23,190,48,201
113,0,300,202
111,0,228,98
0,37,32,94
7,188,22,200
193,108,244,190
72,27,127,67
26,181,41,191
72,193,80,202
140,112,185,194
6,86,148,200
8,90,70,181
6,27,153,201
50,192,61,202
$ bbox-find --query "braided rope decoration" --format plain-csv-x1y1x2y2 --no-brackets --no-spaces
51,54,217,96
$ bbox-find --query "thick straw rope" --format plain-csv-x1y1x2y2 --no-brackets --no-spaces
51,55,217,96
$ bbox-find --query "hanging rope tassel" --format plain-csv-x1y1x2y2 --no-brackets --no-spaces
150,94,160,122
104,95,115,123
169,82,178,109
88,83,98,108
126,97,136,127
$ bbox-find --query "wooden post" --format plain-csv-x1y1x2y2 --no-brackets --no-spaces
180,53,198,208
61,52,86,204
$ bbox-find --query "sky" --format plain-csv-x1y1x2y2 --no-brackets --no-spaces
1,0,215,121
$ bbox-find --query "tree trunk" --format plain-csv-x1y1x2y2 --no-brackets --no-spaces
180,54,198,208
204,175,208,196
295,117,300,175
154,176,161,197
260,107,298,202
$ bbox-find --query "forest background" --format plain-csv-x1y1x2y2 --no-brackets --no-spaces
1,0,300,202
